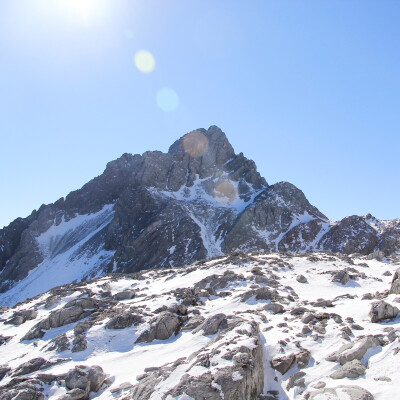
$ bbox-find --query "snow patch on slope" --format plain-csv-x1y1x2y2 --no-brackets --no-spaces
185,207,223,258
0,204,115,307
155,174,265,213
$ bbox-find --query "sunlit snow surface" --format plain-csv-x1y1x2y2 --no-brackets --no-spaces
0,252,399,399
0,204,115,306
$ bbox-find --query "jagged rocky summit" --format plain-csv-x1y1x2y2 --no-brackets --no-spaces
0,126,399,306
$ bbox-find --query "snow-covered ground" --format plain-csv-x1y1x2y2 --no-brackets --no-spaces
0,252,399,399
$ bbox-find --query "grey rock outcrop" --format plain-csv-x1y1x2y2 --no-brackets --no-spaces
13,358,48,377
135,312,180,343
0,366,10,382
330,359,366,379
326,336,380,365
130,317,264,400
64,365,106,398
22,298,98,340
193,313,228,335
332,270,350,285
296,274,307,283
105,313,142,329
307,385,375,400
390,268,400,294
0,386,45,400
45,334,70,352
5,310,37,326
112,290,136,301
263,302,285,314
271,354,296,375
369,301,399,323
320,216,379,255
182,315,205,331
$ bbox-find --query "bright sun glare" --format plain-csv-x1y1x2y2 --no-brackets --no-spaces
59,0,101,24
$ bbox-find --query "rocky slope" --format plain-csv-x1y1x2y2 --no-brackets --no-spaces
0,126,399,306
1,251,400,399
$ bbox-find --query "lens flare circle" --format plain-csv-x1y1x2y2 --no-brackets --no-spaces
183,130,208,157
134,50,155,73
214,181,238,205
156,87,179,112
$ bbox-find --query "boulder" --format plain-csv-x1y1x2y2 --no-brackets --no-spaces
22,300,96,341
73,321,92,335
263,303,284,314
0,334,12,346
110,382,133,393
45,333,70,352
112,290,136,301
296,275,308,283
71,335,87,353
47,307,88,328
58,388,87,400
286,371,306,391
290,307,309,316
326,336,380,365
390,268,400,294
0,387,45,400
312,299,333,308
369,301,399,322
86,365,107,392
193,313,228,335
136,312,180,343
307,385,374,400
65,367,91,397
296,348,311,369
330,360,366,379
5,310,38,326
271,353,296,375
255,287,274,301
301,312,316,324
65,365,106,396
332,270,350,285
105,313,143,329
13,358,48,377
182,315,205,331
0,365,11,381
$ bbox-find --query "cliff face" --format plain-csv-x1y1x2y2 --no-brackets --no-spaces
0,126,399,306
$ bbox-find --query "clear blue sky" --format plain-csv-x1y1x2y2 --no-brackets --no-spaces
0,0,399,228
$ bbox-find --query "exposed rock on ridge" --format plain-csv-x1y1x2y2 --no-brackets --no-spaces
0,125,399,306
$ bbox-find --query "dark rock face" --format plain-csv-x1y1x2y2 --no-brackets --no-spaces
0,126,399,306
320,216,379,255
